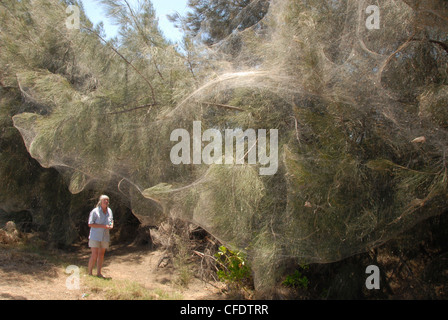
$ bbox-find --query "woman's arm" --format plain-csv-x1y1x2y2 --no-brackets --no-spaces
88,223,111,229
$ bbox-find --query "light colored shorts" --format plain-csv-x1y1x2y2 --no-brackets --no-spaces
88,239,110,249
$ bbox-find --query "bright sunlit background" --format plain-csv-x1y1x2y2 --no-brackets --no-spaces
81,0,188,43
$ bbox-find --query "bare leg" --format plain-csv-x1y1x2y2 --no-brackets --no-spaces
96,248,106,277
88,247,99,275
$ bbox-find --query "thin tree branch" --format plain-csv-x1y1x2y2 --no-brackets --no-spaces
199,101,244,111
411,38,448,54
106,103,155,115
82,26,158,106
123,0,158,47
122,0,165,81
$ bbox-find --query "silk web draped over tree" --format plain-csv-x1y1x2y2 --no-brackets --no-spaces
1,0,447,290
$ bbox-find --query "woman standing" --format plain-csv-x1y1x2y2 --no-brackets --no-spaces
88,195,113,278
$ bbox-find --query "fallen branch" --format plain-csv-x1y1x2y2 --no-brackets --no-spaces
193,250,220,270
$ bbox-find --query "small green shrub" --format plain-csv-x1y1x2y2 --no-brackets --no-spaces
214,245,252,287
282,266,309,289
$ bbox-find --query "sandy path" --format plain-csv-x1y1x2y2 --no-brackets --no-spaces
0,244,226,300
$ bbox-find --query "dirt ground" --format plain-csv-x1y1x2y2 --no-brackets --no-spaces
2,213,447,300
0,242,227,300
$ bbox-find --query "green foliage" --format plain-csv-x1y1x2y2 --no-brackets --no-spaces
214,246,252,287
169,0,269,46
282,266,309,289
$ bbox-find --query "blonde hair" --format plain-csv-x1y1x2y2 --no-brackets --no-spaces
96,195,110,207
